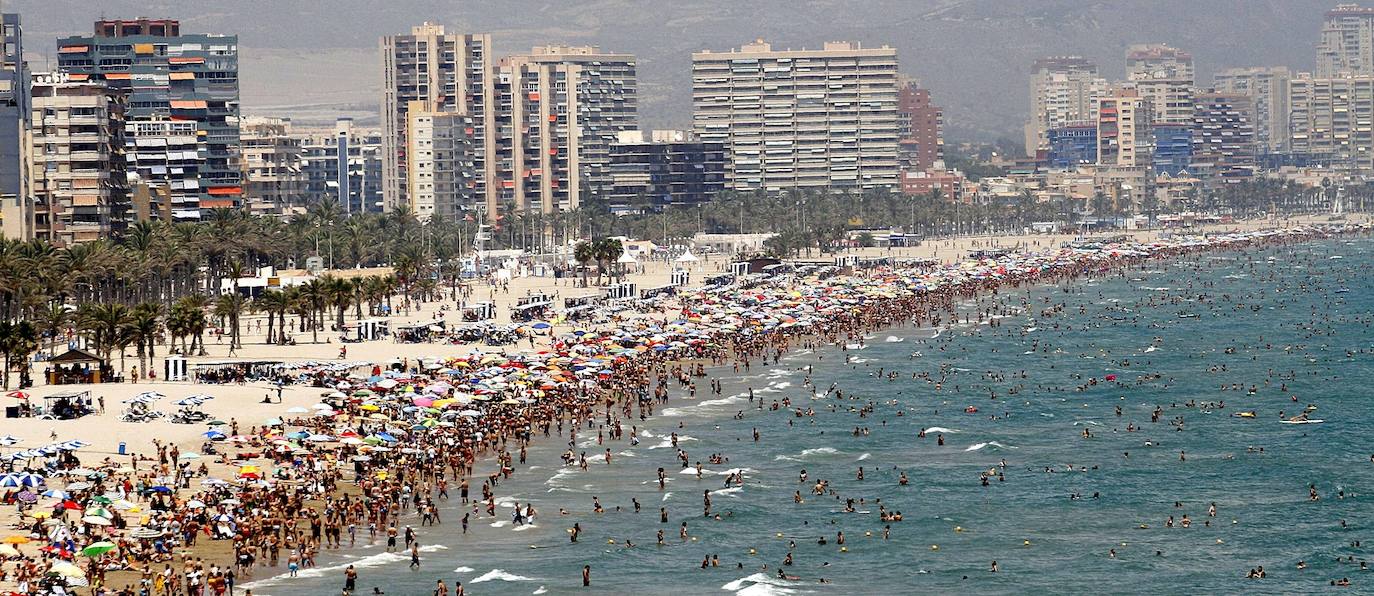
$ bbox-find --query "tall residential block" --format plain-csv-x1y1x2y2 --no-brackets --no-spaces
57,18,240,220
1212,66,1291,153
1317,4,1374,77
897,81,943,172
379,25,491,214
1024,56,1107,157
29,71,129,246
405,104,474,218
692,40,900,191
300,119,383,215
1190,92,1257,184
1126,43,1194,125
1096,88,1152,168
491,46,638,214
1288,73,1374,171
240,117,304,216
1045,123,1097,169
607,130,725,209
0,13,30,240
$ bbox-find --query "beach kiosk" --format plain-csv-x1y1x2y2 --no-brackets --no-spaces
45,348,111,385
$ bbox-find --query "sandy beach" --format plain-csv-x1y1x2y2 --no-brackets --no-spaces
0,213,1358,594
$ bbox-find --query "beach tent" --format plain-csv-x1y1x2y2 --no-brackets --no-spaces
676,250,698,263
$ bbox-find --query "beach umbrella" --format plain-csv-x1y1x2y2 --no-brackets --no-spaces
89,495,112,505
146,486,172,494
305,434,334,442
285,407,309,414
0,435,18,446
0,473,43,488
200,478,229,487
40,489,67,499
47,561,84,577
203,431,226,440
206,420,227,426
6,391,29,399
130,528,164,539
64,481,92,491
84,507,112,519
0,544,18,556
80,542,116,557
15,490,35,503
185,500,207,509
179,452,201,460
80,515,111,526
2,535,29,544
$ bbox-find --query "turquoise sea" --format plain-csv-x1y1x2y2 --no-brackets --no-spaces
252,236,1374,595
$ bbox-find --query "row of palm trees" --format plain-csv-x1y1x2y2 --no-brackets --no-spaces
0,178,1358,388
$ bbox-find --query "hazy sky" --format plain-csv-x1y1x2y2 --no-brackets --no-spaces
8,0,1341,138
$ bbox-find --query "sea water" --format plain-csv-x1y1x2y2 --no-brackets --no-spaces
254,237,1374,595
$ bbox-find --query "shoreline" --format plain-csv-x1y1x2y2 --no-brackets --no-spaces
1,218,1366,595
218,223,1370,594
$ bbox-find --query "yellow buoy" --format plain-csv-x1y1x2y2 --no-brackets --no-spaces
691,537,698,541
776,533,784,538
954,526,963,533
840,547,848,553
749,548,756,555
607,539,616,544
931,545,939,551
865,531,872,537
1023,540,1030,546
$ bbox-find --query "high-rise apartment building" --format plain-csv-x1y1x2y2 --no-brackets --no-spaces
405,104,474,219
1288,73,1374,171
29,71,128,246
1096,88,1153,168
240,117,304,216
1317,4,1374,77
607,130,725,209
1126,43,1194,125
1190,92,1257,184
897,81,943,172
491,46,638,214
0,12,31,240
300,119,383,215
1024,56,1107,157
58,19,240,220
1212,66,1291,154
1045,123,1098,169
692,40,900,192
379,25,491,214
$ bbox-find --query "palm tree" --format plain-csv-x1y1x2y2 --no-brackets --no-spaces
322,276,354,331
35,301,69,357
213,293,247,351
0,320,37,390
76,303,130,363
253,289,289,345
573,241,594,287
126,302,163,376
297,279,327,343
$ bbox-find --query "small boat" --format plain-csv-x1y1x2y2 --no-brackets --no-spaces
1178,312,1199,319
1335,288,1351,294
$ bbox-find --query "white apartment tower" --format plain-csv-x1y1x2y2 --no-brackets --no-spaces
691,40,900,192
1212,66,1291,154
1317,4,1374,77
1126,43,1195,126
380,24,492,214
491,46,637,214
1024,56,1107,157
